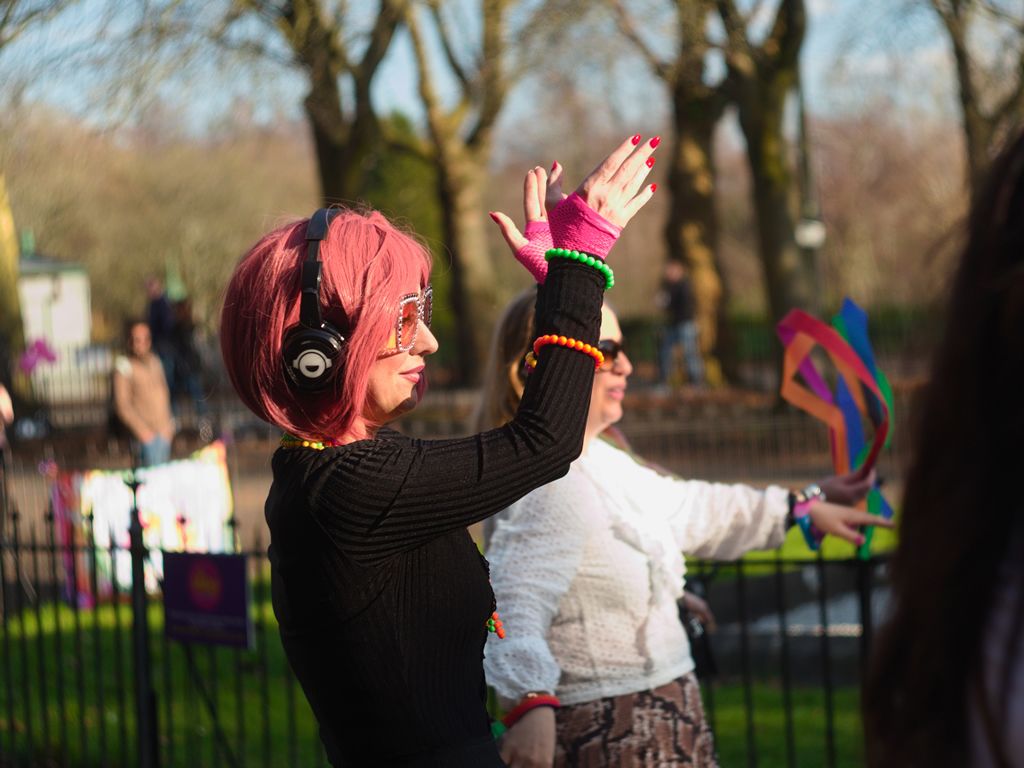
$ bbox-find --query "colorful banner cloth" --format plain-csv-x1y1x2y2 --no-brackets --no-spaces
51,441,234,607
777,299,894,557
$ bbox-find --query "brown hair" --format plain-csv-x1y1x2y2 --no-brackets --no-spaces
472,288,537,432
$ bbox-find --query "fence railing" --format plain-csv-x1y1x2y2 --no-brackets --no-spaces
0,502,888,768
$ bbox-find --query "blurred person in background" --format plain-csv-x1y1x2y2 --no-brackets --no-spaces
475,288,887,768
863,129,1024,767
657,259,703,388
112,319,174,467
170,297,212,440
145,276,175,386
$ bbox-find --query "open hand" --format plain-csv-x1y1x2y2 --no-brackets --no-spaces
546,134,658,259
807,498,893,546
573,134,658,227
490,165,554,283
491,135,659,277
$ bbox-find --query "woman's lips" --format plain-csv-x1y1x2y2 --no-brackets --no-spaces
401,365,424,383
606,386,626,401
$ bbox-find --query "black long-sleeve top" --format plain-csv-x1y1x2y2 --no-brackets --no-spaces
264,259,605,767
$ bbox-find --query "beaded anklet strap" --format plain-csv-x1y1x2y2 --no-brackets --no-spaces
525,334,604,372
545,248,615,290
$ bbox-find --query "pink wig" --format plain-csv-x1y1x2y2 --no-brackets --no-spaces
220,208,432,441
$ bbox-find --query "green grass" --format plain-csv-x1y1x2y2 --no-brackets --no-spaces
1,590,866,767
706,682,864,767
0,586,328,768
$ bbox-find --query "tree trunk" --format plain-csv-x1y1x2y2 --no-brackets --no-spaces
435,147,496,384
665,87,734,384
302,53,381,204
738,73,813,328
944,9,993,199
304,88,355,203
288,0,398,205
0,174,23,378
727,0,809,329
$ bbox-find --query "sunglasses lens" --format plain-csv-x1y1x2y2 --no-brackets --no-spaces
399,299,419,349
597,339,623,364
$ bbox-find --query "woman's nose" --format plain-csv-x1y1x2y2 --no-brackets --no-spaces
616,351,634,377
416,322,439,355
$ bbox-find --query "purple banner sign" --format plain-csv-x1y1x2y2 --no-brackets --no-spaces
163,552,252,649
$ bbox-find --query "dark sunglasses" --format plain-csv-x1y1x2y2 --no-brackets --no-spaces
597,338,626,369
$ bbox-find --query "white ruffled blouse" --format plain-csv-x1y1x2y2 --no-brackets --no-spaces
483,437,789,706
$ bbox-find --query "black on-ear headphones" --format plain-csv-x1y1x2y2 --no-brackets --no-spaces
281,208,348,392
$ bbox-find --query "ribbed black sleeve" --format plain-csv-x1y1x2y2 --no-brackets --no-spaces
264,258,604,767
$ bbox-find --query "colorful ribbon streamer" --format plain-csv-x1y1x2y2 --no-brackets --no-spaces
777,298,894,557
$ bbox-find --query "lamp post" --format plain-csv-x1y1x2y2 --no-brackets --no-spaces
795,69,826,315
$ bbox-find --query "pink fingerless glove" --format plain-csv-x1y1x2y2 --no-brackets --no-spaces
547,192,622,260
516,220,553,283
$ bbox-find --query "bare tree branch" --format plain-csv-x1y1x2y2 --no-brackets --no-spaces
0,0,79,48
466,0,508,147
610,0,672,81
990,54,1024,126
746,0,769,27
715,0,747,55
355,0,407,86
426,0,472,94
763,0,805,70
406,3,453,135
977,0,1024,31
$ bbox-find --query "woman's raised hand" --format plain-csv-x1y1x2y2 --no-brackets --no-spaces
490,165,554,283
547,134,658,259
572,134,658,227
489,135,659,281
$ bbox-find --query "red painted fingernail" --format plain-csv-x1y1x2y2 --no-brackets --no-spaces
489,212,499,222
631,134,642,145
857,535,866,546
649,136,661,148
650,183,657,193
551,161,558,172
646,157,655,168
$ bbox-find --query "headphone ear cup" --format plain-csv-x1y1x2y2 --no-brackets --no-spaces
282,323,346,392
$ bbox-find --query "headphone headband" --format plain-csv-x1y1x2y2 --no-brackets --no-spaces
298,208,342,330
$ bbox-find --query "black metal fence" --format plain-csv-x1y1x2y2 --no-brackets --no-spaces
0,499,888,768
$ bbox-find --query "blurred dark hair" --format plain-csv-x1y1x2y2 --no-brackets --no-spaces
123,318,149,344
863,130,1024,766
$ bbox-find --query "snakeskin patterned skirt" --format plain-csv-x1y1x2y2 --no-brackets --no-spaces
553,673,718,767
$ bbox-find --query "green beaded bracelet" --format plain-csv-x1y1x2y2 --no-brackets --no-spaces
544,248,615,290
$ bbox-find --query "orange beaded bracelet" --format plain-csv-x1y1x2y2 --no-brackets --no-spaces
524,334,604,372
